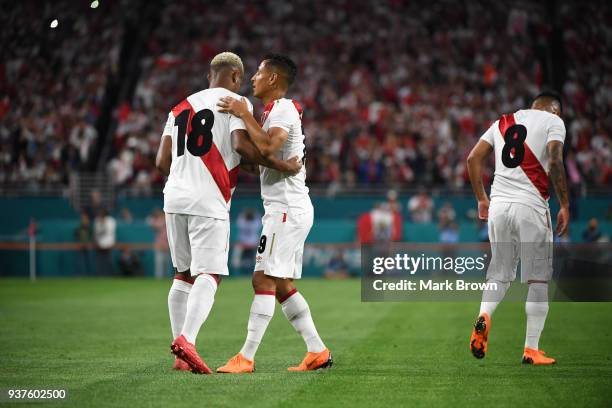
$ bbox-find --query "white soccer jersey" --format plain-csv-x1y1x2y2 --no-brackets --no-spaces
259,98,312,214
162,88,253,220
480,109,566,210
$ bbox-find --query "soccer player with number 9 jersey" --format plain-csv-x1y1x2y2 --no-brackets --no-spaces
216,54,332,373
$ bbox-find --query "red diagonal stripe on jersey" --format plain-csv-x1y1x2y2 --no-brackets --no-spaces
260,100,275,125
172,99,194,130
201,144,238,203
291,99,303,118
229,166,239,189
498,114,549,199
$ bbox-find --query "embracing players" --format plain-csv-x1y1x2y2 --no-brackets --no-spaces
215,54,332,373
466,91,569,365
155,52,301,374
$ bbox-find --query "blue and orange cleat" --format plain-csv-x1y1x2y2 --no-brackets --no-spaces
470,313,491,359
170,335,212,374
288,348,333,371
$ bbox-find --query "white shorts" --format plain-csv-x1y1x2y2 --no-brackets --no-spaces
254,209,313,279
165,213,230,276
486,201,553,283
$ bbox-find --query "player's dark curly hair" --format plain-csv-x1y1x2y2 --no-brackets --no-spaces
533,90,563,113
263,54,297,87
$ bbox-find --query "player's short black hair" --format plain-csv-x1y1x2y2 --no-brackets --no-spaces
263,53,297,87
533,90,563,113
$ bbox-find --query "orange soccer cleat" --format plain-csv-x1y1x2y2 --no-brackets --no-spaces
522,348,556,365
288,349,333,371
470,313,491,359
172,357,190,371
170,335,212,374
216,353,255,373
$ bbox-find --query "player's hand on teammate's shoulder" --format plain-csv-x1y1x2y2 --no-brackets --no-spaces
478,198,490,221
217,96,249,118
285,156,302,175
556,206,570,236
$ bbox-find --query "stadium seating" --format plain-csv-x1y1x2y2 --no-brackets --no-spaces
1,1,610,192
0,1,609,277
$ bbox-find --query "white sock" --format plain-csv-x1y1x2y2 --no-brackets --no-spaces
239,293,275,361
479,279,510,317
525,283,549,350
281,291,326,353
168,279,192,339
180,274,218,344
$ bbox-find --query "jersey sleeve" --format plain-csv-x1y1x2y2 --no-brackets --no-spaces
479,121,497,146
228,98,253,133
546,115,566,144
162,112,175,138
268,101,298,133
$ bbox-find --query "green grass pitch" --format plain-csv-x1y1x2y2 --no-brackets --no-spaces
1,278,611,407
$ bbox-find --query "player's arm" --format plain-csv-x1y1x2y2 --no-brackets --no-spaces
467,139,493,220
547,140,570,236
156,113,175,176
218,96,287,156
231,130,301,175
239,162,260,175
155,135,172,177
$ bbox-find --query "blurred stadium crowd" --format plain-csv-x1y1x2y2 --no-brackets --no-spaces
1,0,610,194
1,1,124,189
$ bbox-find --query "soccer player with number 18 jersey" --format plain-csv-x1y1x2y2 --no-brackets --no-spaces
466,91,570,365
155,52,301,374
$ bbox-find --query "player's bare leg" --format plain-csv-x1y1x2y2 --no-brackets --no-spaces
170,273,220,374
168,269,193,371
217,271,274,373
277,279,332,371
522,280,555,365
470,279,510,359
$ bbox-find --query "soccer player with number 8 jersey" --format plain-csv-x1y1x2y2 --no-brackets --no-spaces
466,91,570,365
